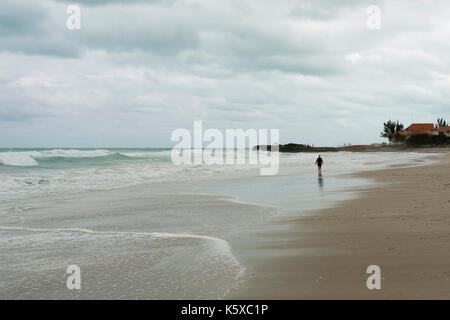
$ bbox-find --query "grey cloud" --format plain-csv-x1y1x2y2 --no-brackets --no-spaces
0,36,81,57
0,0,81,57
0,0,47,36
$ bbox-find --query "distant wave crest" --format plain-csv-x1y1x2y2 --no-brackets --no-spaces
0,149,170,167
0,152,40,167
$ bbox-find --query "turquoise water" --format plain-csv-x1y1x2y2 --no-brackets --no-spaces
0,148,171,171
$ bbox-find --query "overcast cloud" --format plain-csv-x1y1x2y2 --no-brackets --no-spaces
1,0,449,147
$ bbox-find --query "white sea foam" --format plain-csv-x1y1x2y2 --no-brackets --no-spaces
0,152,39,166
35,149,112,158
0,225,245,299
0,225,235,256
119,150,172,158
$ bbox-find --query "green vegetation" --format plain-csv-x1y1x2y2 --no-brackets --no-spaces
435,118,448,128
380,120,404,143
405,133,450,147
279,143,337,152
391,131,406,143
254,143,337,152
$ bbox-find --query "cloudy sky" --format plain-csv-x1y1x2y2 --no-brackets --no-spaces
1,0,450,147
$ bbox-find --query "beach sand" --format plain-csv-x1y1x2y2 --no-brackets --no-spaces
230,152,450,299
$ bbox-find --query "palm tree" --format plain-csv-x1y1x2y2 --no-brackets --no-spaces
395,121,404,132
435,118,448,128
381,120,404,142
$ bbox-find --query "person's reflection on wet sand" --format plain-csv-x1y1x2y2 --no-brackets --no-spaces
318,172,323,188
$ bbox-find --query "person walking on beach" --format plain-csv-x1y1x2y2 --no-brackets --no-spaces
315,155,323,173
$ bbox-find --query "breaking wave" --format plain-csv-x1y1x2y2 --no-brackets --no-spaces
0,149,171,167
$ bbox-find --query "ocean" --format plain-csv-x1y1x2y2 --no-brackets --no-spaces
0,148,438,299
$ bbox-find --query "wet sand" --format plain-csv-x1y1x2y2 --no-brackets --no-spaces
230,152,450,299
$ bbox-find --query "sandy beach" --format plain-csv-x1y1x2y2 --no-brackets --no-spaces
230,151,450,299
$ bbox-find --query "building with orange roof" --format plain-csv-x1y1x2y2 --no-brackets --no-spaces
439,126,450,137
404,123,439,136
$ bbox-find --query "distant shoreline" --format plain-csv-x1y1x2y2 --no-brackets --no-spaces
254,143,450,153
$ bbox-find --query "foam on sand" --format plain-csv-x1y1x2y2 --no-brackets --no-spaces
0,225,245,299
